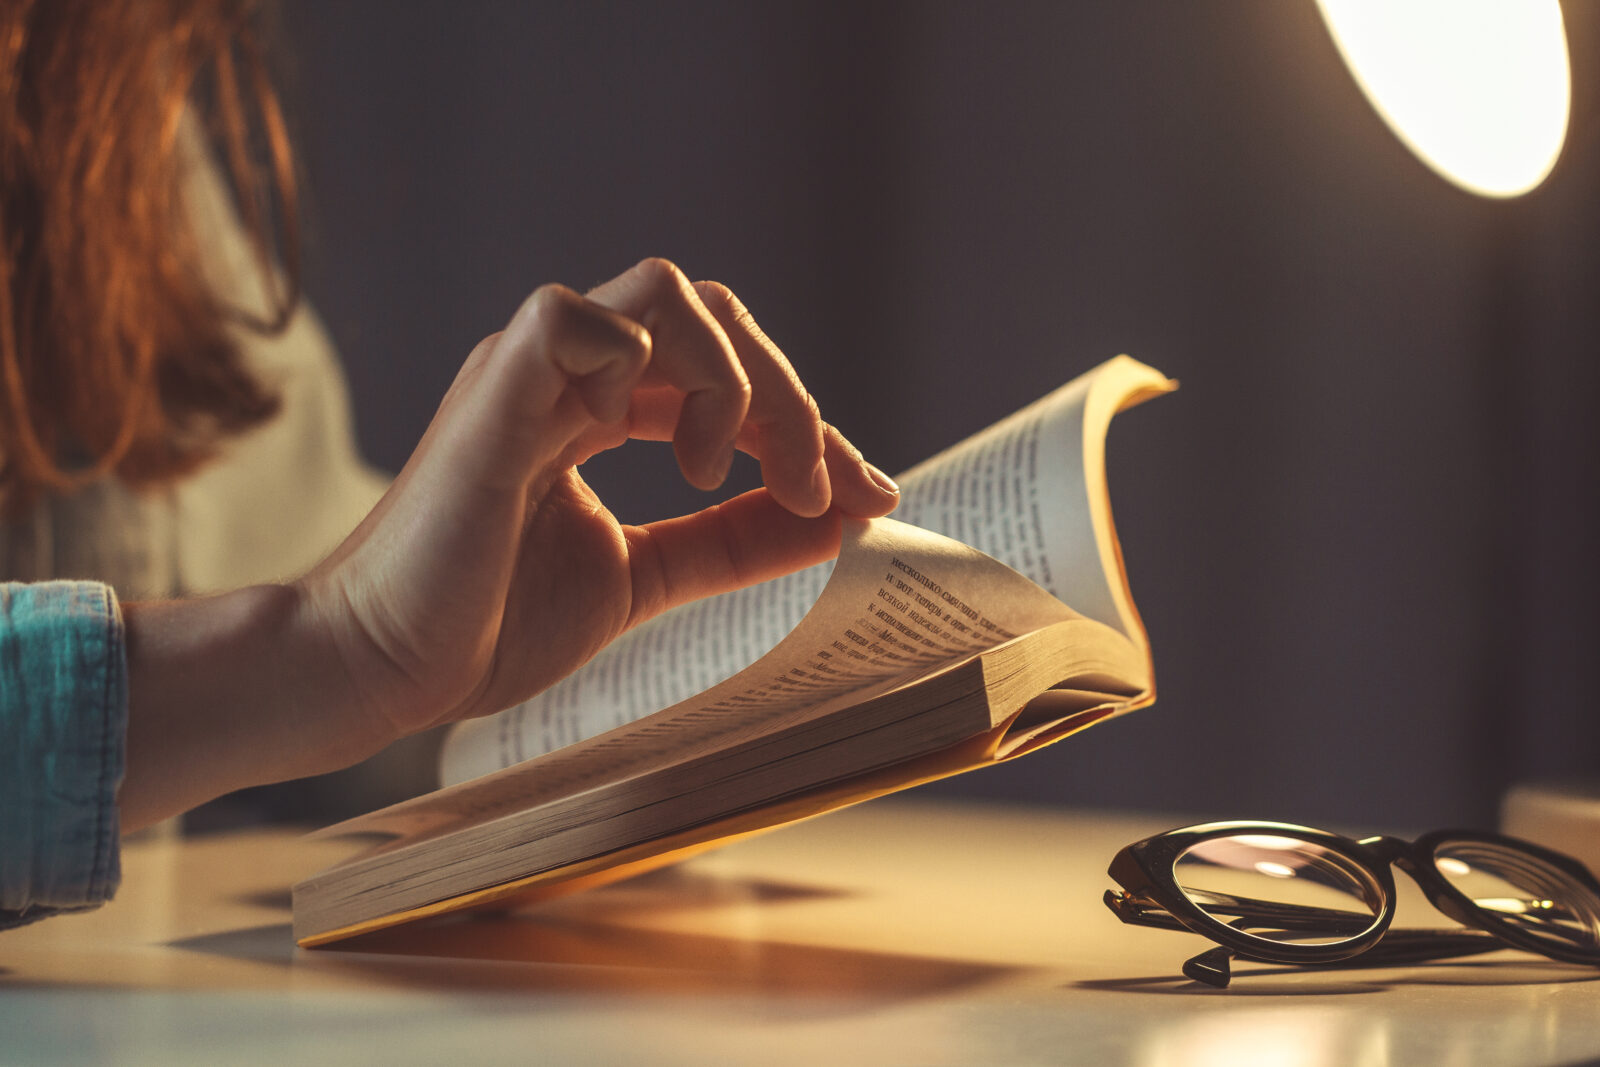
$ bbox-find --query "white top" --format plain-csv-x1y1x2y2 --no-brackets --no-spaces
0,118,388,598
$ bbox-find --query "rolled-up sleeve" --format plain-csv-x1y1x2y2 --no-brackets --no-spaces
0,581,126,928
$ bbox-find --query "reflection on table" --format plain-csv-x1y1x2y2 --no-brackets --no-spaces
3,799,1598,1066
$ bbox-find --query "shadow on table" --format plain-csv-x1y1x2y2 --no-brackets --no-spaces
1074,958,1600,997
173,866,1027,1012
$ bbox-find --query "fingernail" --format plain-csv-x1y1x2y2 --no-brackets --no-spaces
862,461,899,497
810,458,832,505
712,442,736,486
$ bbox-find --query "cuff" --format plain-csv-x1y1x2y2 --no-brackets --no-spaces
0,581,127,929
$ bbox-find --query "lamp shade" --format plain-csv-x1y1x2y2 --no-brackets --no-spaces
1316,0,1570,198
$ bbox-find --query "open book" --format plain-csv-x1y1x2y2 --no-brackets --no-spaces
291,356,1174,946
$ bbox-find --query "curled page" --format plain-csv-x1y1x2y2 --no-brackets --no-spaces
321,515,1090,841
440,355,1172,785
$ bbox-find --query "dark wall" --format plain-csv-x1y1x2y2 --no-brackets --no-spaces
278,1,1600,830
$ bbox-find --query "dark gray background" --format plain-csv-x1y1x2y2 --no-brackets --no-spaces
274,1,1600,831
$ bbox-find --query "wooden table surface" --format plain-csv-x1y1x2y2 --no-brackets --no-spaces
3,798,1598,1065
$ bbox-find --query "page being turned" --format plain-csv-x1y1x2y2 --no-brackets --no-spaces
441,356,1172,782
894,354,1172,638
341,517,1076,837
440,560,835,782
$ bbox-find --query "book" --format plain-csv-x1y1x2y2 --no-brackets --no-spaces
291,355,1174,946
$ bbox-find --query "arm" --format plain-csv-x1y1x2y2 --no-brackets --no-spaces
116,260,899,831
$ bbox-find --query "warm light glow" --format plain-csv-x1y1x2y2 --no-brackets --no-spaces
1316,0,1570,197
1254,860,1298,879
1137,1008,1370,1067
1234,835,1309,851
1474,896,1555,916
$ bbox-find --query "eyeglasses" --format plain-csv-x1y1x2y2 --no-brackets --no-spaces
1103,821,1600,988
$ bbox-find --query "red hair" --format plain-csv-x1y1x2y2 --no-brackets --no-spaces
0,0,298,514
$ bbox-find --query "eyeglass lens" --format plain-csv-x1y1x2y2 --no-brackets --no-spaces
1430,839,1600,952
1174,834,1384,947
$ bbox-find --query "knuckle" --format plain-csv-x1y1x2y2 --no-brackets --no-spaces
826,421,864,462
697,279,757,331
633,256,688,294
623,318,652,358
517,283,578,336
800,389,822,424
693,279,736,312
468,330,504,362
523,282,575,317
512,283,651,379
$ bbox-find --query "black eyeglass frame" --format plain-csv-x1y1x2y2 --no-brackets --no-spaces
1104,820,1600,978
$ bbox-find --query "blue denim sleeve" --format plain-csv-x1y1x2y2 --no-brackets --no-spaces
0,581,127,929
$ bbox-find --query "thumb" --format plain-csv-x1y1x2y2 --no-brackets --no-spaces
622,489,842,629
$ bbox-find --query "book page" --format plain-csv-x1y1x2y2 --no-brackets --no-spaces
894,354,1164,637
439,356,1171,784
334,518,1078,836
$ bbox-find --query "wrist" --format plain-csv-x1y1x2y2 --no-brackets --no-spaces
120,582,391,830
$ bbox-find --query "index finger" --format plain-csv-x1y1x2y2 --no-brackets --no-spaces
586,258,750,490
693,280,900,519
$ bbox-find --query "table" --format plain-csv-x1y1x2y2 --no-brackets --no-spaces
4,799,1598,1065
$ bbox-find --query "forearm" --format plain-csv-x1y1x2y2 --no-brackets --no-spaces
119,584,382,831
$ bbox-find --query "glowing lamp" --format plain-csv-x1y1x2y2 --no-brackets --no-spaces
1316,0,1571,198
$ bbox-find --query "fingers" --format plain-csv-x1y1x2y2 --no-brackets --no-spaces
587,266,896,517
689,280,829,516
692,279,897,518
386,285,647,531
495,284,652,427
567,383,899,520
820,421,901,518
587,258,750,490
622,489,843,628
484,258,899,520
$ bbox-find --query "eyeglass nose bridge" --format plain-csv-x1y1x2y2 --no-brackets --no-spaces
1357,834,1412,864
1348,833,1475,920
1364,835,1499,930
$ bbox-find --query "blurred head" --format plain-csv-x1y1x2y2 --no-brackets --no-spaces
0,0,298,515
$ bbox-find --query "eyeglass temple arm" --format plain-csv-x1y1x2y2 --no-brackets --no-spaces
1111,885,1564,935
1104,887,1376,934
1105,890,1514,988
1182,929,1506,989
1168,887,1579,946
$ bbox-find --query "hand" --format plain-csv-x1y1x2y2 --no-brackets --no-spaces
121,259,897,829
302,258,899,756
